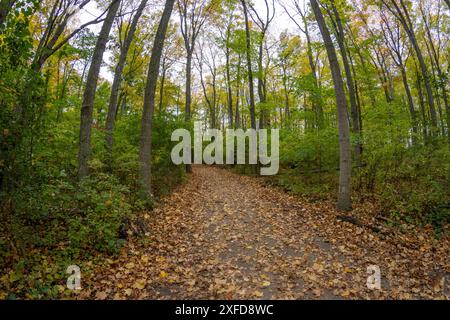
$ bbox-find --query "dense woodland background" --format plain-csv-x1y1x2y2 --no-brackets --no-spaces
0,0,449,299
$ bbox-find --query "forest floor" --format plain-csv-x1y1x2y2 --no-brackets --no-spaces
80,166,449,300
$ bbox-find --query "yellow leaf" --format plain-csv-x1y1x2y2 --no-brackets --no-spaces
124,289,133,296
261,281,271,288
133,279,147,290
341,290,350,297
125,262,135,269
253,290,264,298
160,271,168,279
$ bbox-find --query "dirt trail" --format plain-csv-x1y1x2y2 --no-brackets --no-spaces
85,166,449,300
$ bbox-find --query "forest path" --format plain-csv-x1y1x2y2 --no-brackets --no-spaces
86,166,448,300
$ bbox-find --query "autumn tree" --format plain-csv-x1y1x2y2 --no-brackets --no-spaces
240,0,256,130
380,0,438,134
78,0,121,179
105,0,148,163
310,0,352,211
139,0,176,198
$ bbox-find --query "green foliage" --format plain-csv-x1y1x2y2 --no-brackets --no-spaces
275,96,449,234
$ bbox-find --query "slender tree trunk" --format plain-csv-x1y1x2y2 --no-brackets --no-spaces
421,8,450,143
185,52,193,122
305,31,323,129
241,0,256,130
282,64,290,120
386,0,437,131
211,73,217,129
105,0,148,163
139,0,175,197
399,65,418,138
78,62,88,98
235,54,241,128
242,0,257,174
225,45,233,128
198,59,214,127
311,0,352,211
414,60,428,141
78,0,120,180
159,61,167,112
184,51,193,173
257,36,266,128
330,2,361,162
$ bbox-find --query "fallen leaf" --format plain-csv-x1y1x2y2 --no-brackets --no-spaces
95,291,108,300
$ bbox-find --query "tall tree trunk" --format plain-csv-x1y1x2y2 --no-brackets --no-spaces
241,0,256,130
78,62,89,98
400,64,418,138
257,36,266,128
235,54,241,128
225,44,234,128
185,52,193,122
242,0,257,175
284,2,323,128
281,63,290,120
139,0,175,198
421,6,450,143
330,2,361,162
185,51,193,173
105,0,148,163
385,0,437,131
159,59,167,112
311,0,352,211
78,0,120,180
414,59,428,141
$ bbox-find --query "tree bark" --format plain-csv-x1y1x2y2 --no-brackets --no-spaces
185,52,193,122
139,0,175,197
311,0,352,211
384,0,437,131
225,41,234,128
329,1,361,161
78,0,120,180
241,0,256,130
184,51,193,173
420,4,450,143
400,65,418,137
283,1,323,128
105,0,148,163
235,54,241,128
159,57,167,112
